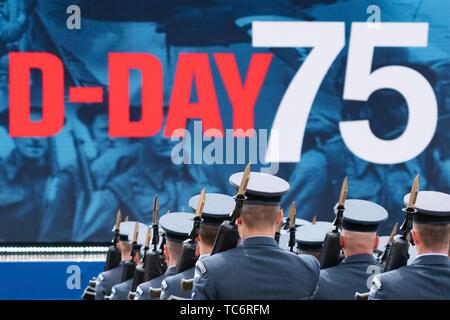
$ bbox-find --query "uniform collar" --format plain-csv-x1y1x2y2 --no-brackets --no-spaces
241,236,278,247
411,254,450,266
165,266,177,276
342,253,376,264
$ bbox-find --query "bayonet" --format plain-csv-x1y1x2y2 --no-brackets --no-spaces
389,223,399,244
143,228,151,256
407,175,420,210
237,163,251,196
151,194,160,251
132,222,139,244
288,202,297,252
114,209,121,233
338,176,348,209
380,223,398,264
176,188,205,273
196,188,206,218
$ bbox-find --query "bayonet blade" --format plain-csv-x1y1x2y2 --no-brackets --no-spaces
237,163,251,196
338,177,348,207
114,209,121,231
388,223,398,244
144,228,151,248
407,175,420,209
196,188,206,218
132,222,139,243
288,202,296,229
153,194,159,224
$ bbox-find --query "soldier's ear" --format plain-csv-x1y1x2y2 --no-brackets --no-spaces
411,229,420,246
373,235,379,249
339,234,344,248
275,210,282,225
236,217,243,225
195,242,200,256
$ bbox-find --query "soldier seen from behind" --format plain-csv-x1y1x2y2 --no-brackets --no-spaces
369,191,450,300
314,199,388,299
192,171,320,300
160,192,235,300
134,212,193,300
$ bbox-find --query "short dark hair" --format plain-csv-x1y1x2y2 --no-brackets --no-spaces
199,224,220,247
166,240,183,261
240,204,279,230
415,223,450,250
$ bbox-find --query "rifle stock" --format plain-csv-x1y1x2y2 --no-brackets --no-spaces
383,175,419,271
384,234,410,272
176,241,197,273
128,266,145,300
319,231,342,269
143,251,166,281
211,220,240,255
104,245,121,271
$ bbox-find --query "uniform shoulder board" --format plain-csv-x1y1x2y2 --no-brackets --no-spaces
369,275,382,296
136,286,143,296
372,275,382,289
194,260,206,278
98,274,104,281
162,280,168,290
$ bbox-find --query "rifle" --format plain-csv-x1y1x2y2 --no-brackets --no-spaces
176,189,206,273
384,175,419,272
143,195,167,281
120,222,139,282
104,210,122,271
319,177,348,269
128,227,151,300
379,223,398,264
287,202,297,253
81,210,121,300
211,164,251,255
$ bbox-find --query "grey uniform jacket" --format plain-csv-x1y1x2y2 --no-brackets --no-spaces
314,254,384,300
192,236,320,300
369,255,450,300
134,266,177,300
160,267,195,300
95,263,125,300
110,278,133,300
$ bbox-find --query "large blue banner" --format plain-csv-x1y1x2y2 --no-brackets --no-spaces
0,0,448,242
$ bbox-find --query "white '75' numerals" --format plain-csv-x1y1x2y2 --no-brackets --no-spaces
253,22,437,165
